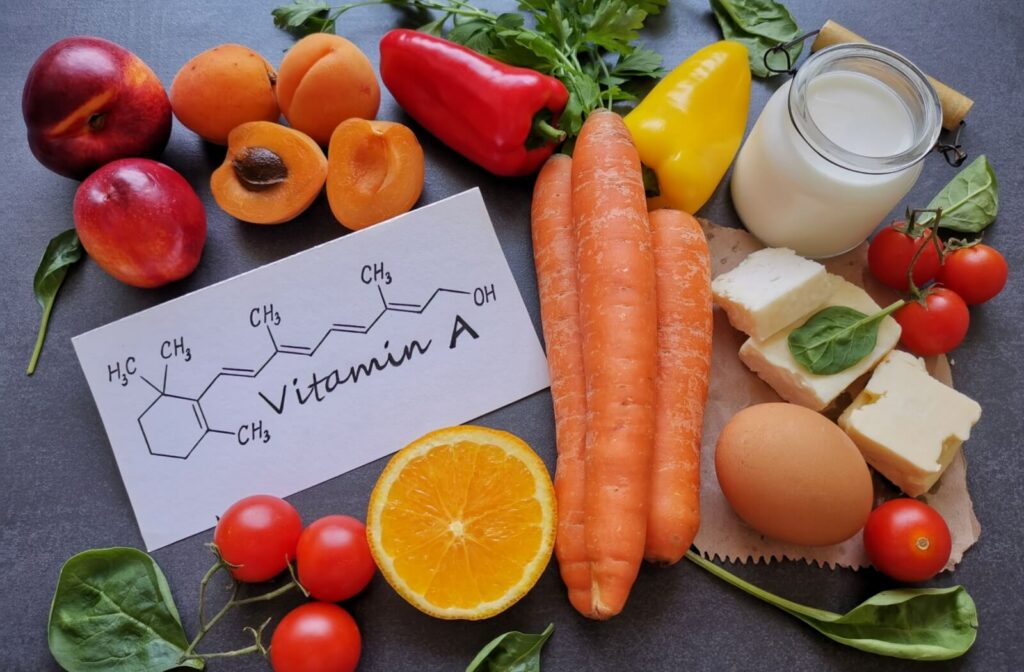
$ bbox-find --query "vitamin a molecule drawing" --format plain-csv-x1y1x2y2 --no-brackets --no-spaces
102,262,499,459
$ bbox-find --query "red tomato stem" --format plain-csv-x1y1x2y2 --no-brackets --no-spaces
904,208,945,299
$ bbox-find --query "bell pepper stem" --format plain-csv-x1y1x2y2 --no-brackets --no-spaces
533,117,566,143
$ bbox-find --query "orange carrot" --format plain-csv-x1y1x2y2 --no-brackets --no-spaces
645,209,712,565
572,110,658,619
530,154,592,615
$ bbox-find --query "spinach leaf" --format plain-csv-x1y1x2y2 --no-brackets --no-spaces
48,547,203,672
466,623,554,672
924,155,999,233
788,301,904,375
686,551,977,660
709,0,802,77
27,228,82,375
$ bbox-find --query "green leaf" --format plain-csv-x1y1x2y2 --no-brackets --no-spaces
560,75,603,136
787,302,903,375
923,155,999,233
447,19,499,53
609,45,664,78
709,0,802,77
466,624,554,672
48,547,204,672
271,0,336,36
27,228,82,375
626,0,668,15
582,1,649,56
686,552,977,660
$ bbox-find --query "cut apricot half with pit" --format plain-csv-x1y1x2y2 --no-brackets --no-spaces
366,425,556,620
211,121,327,225
326,119,424,231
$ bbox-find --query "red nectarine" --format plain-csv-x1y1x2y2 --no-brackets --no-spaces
74,159,206,288
22,37,172,179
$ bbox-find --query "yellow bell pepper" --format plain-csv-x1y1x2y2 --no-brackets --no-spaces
624,41,751,214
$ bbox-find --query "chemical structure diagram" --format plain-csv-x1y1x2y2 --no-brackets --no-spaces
102,262,498,459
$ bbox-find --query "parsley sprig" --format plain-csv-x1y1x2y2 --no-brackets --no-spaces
272,0,668,136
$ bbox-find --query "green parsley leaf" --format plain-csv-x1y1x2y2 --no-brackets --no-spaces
272,0,335,36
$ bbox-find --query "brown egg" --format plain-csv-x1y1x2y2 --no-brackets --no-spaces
715,403,873,546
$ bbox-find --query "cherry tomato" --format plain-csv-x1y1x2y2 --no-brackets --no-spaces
213,495,301,583
893,288,969,356
868,223,943,291
938,243,1008,305
863,499,951,583
297,515,376,602
270,602,361,672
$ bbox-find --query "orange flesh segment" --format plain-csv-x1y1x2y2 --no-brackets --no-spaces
368,426,554,619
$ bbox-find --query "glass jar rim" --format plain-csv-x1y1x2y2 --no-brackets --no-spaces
788,43,942,175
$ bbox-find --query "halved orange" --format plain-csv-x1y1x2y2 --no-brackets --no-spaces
366,425,556,620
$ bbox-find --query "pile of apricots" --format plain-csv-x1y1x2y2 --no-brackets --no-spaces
173,35,424,230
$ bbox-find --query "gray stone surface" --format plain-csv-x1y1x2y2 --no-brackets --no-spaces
2,1,1021,670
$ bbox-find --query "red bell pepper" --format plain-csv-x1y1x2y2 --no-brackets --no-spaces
379,29,568,177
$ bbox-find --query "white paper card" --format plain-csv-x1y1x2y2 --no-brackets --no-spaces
73,189,550,550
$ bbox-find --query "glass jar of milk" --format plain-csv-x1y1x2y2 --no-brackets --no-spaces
731,44,942,258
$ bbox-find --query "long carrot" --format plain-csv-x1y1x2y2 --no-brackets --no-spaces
645,209,712,565
573,110,658,619
530,154,592,615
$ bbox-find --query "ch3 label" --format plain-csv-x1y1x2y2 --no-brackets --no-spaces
160,337,191,362
361,262,392,285
250,303,282,327
237,420,271,446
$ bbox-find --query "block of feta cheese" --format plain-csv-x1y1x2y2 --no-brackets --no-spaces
712,247,835,341
738,276,901,411
838,350,982,497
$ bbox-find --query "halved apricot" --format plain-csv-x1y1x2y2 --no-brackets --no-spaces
277,33,380,146
326,119,424,230
211,121,326,225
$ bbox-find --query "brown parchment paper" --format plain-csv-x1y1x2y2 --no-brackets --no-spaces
694,222,981,570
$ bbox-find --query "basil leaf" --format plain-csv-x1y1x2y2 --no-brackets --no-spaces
788,302,903,375
709,0,802,77
48,547,203,672
686,552,977,660
466,623,554,672
27,228,82,375
924,155,999,233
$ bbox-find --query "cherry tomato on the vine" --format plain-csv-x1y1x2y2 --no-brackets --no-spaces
893,288,969,356
868,223,943,291
863,499,952,583
939,243,1008,305
213,495,302,583
297,515,377,602
270,602,361,672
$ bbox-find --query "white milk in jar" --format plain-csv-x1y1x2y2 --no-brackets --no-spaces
731,44,942,258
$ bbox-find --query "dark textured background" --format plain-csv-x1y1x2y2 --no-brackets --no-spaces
2,1,1022,670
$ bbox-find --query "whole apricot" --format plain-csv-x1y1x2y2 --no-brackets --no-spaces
277,33,379,146
211,122,327,225
171,44,279,144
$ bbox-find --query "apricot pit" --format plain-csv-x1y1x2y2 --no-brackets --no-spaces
211,122,326,225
